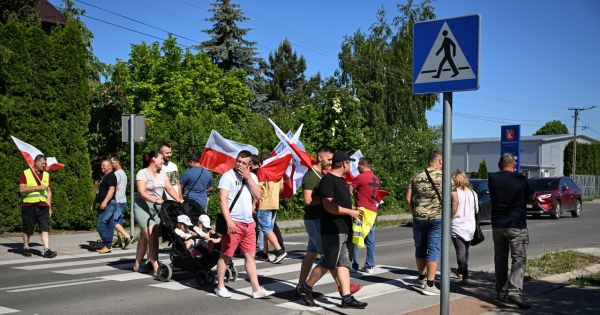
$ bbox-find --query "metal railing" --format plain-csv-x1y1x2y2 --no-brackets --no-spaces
571,175,600,198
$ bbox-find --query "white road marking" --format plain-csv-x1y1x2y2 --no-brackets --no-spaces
0,306,20,314
6,279,109,293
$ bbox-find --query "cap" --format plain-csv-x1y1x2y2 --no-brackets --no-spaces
186,153,199,163
198,214,211,228
177,215,193,226
332,150,355,164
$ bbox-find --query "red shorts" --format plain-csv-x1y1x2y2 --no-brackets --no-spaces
220,221,256,257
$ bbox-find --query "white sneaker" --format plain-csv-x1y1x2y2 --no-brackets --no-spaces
422,283,440,296
252,286,274,299
412,278,426,289
215,286,232,298
359,267,374,274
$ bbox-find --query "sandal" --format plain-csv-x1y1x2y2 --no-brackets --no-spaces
451,267,462,279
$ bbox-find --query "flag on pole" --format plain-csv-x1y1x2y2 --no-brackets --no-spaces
257,150,292,182
344,150,363,184
199,130,258,174
11,136,65,171
268,119,316,168
272,128,309,199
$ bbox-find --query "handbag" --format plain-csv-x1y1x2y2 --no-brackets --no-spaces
183,168,204,201
470,189,485,246
215,178,246,234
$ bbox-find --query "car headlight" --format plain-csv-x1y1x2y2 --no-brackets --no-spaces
538,194,552,200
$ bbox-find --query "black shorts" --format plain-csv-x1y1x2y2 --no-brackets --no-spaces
319,233,353,270
21,205,50,235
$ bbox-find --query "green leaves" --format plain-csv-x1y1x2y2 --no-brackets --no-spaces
534,120,569,136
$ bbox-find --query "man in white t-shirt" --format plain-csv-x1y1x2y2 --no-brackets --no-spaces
159,143,180,200
214,150,274,299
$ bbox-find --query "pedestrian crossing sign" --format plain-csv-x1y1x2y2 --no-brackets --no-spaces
413,14,481,94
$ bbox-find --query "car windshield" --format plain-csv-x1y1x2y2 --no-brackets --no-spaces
469,180,488,192
529,179,559,190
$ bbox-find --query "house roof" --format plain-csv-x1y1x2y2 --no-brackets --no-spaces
36,0,67,25
445,134,600,145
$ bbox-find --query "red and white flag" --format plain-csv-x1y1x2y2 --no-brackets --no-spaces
344,150,363,184
11,136,65,171
375,189,389,207
199,130,258,174
257,150,292,182
272,127,309,199
268,119,316,169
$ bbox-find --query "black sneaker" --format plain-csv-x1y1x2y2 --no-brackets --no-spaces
496,293,507,301
122,237,134,250
272,249,287,264
256,251,270,262
507,295,531,309
22,248,32,257
296,285,316,307
43,249,57,258
341,296,368,309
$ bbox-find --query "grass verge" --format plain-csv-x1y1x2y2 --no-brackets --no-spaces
280,218,413,235
569,271,600,287
526,250,600,279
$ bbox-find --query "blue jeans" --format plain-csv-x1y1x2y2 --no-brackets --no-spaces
413,218,442,263
353,214,378,269
114,202,127,226
304,219,323,255
257,210,277,234
97,200,117,247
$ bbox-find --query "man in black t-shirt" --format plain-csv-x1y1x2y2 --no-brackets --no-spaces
489,153,535,309
297,151,368,309
91,160,118,254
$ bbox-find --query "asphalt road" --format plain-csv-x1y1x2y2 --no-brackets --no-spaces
0,202,598,315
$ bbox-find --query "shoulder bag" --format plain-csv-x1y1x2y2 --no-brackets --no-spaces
424,168,442,204
215,178,246,234
470,189,485,246
182,168,204,201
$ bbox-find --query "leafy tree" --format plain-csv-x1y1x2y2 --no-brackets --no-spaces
196,0,266,112
534,120,569,135
261,38,321,112
58,0,106,83
0,0,40,27
478,159,488,179
0,21,94,231
563,141,600,176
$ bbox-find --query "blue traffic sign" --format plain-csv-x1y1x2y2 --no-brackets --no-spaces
413,14,481,94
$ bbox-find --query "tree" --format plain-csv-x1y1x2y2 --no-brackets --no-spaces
261,38,321,112
478,159,488,179
196,0,266,112
0,0,40,27
534,120,569,135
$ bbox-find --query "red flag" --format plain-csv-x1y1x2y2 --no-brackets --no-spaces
11,136,65,171
257,151,292,182
375,189,389,203
271,129,309,199
199,130,258,174
268,119,316,168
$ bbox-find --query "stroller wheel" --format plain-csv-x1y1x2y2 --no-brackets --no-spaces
230,266,238,282
195,270,210,286
157,263,172,282
224,268,232,282
208,270,215,284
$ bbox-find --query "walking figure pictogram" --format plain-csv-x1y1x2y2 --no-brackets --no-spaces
432,30,459,78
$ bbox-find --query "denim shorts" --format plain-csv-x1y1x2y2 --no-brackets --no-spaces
320,233,353,270
413,218,442,263
257,210,277,234
304,219,323,255
113,202,127,226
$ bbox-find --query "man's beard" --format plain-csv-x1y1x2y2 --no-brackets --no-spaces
163,158,170,166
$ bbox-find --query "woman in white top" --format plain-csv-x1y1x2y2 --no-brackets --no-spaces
450,171,479,285
133,151,183,277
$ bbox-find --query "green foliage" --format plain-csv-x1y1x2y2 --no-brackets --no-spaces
478,159,489,179
563,141,600,176
0,21,95,232
534,120,569,135
0,0,40,27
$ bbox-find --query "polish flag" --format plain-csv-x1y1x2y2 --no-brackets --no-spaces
344,150,363,184
375,189,389,207
272,128,309,199
257,150,292,182
268,119,316,168
11,136,65,171
199,130,258,174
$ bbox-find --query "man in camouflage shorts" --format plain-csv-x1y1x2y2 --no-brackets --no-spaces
405,150,457,295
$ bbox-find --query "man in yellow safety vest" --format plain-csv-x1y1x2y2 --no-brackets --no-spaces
19,155,57,258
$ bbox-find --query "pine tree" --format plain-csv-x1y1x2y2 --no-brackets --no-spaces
478,159,489,179
196,0,266,112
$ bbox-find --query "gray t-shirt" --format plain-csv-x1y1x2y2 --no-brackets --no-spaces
114,169,127,203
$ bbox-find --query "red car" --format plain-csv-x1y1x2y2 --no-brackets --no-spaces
526,177,582,219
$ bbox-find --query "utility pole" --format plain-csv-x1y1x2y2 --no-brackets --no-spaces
568,105,597,175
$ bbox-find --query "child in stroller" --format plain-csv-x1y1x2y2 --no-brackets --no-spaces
192,214,221,254
175,215,205,257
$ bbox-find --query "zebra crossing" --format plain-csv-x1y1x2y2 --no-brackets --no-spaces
0,248,424,313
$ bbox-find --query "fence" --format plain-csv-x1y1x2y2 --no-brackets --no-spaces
571,175,600,199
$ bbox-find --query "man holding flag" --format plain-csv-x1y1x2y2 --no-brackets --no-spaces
19,155,57,258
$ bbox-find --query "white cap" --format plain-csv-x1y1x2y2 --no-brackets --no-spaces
177,215,193,226
199,214,211,228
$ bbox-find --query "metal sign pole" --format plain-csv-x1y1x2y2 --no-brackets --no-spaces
440,92,453,315
130,114,135,237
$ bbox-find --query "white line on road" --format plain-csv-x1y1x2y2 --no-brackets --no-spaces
0,306,20,314
0,277,101,290
6,279,109,293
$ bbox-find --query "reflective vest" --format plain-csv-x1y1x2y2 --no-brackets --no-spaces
352,207,378,248
22,169,49,203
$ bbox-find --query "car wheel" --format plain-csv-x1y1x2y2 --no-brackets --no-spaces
552,200,561,219
571,200,582,218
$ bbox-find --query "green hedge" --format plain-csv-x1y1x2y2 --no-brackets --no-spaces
563,141,600,176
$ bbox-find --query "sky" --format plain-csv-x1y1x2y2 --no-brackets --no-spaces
47,0,600,140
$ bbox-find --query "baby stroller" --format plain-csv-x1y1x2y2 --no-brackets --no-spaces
156,200,238,286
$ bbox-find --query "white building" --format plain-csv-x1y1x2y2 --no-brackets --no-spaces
444,134,600,178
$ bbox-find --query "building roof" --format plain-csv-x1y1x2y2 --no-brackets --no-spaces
36,0,67,25
446,134,600,145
